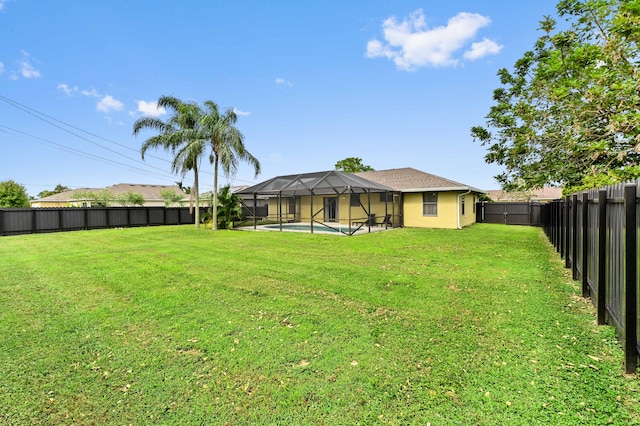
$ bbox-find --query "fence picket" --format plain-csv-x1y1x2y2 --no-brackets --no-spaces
0,207,208,236
538,182,640,373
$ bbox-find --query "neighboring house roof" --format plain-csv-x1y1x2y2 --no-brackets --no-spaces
487,186,563,202
355,168,485,193
34,187,103,202
33,184,186,202
237,170,393,196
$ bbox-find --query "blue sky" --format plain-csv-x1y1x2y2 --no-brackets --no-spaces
1,0,560,197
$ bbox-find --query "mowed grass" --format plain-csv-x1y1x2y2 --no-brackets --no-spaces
0,224,638,425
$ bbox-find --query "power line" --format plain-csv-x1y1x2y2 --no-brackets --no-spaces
0,124,182,181
0,93,261,187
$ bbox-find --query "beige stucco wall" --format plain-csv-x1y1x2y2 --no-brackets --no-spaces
267,194,399,226
403,191,479,229
264,191,479,229
30,201,71,208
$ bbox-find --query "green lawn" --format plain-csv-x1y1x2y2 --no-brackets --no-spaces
0,224,637,425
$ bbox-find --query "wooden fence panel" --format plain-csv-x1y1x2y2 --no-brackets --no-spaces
476,202,535,225
0,207,202,236
606,185,625,333
61,209,86,230
34,209,60,233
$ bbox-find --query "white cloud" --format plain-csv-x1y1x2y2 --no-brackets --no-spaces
18,50,40,78
463,38,503,60
80,88,100,97
0,0,8,11
366,9,500,70
275,77,293,87
233,107,250,116
0,62,3,75
57,83,78,96
135,100,166,117
96,95,124,113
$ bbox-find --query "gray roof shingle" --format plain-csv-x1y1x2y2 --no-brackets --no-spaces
355,168,484,193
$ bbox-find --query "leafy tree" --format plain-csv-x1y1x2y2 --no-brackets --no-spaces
37,184,69,199
116,191,145,206
160,189,185,207
175,181,191,194
0,180,30,208
335,157,374,173
200,100,260,231
471,0,640,193
133,96,206,227
216,185,243,229
71,190,114,207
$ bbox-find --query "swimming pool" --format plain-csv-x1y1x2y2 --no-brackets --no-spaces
263,223,344,233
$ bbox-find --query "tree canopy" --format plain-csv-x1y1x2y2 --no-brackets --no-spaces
133,96,206,227
0,180,30,208
471,0,640,193
37,184,69,199
134,97,259,230
334,157,374,173
200,100,260,231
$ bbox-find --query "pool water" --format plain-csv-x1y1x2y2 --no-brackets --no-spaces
263,223,343,233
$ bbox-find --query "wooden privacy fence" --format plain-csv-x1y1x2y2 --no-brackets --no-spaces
540,182,638,373
0,207,207,236
476,202,542,226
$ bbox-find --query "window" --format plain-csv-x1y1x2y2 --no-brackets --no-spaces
379,192,390,202
350,193,360,207
423,192,438,216
461,195,465,215
288,197,296,214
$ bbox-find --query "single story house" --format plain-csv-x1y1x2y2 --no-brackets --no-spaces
487,186,563,203
30,183,187,208
238,167,485,231
356,168,485,229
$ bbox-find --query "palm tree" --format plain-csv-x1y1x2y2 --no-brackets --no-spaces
132,96,206,228
216,185,243,229
200,100,261,230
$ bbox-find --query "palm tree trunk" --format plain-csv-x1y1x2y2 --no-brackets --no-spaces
212,155,219,231
193,163,200,228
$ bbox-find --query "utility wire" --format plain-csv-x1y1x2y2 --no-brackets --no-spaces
0,124,182,181
0,93,260,187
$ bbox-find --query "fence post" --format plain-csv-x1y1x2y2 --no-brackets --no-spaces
0,209,3,236
553,201,557,250
564,196,571,267
582,192,589,298
597,190,607,325
572,194,578,279
624,185,637,374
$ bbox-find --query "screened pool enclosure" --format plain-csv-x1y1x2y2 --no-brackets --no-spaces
237,170,397,235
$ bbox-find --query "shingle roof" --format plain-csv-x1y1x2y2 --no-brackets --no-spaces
36,184,186,201
355,168,484,193
487,186,563,202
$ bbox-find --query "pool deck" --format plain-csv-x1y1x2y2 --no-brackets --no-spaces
237,222,393,235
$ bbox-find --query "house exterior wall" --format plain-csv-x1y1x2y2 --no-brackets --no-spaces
267,197,299,221
267,194,399,225
403,191,479,229
263,191,478,229
30,200,71,208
